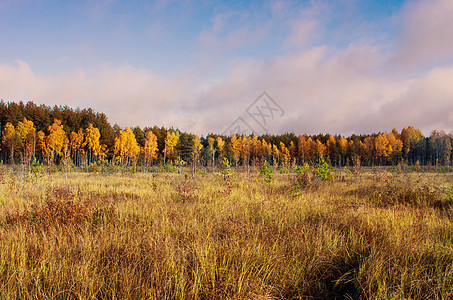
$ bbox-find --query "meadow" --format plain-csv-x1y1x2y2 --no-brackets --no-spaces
0,166,452,299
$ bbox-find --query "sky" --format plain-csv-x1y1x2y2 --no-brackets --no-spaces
0,0,452,136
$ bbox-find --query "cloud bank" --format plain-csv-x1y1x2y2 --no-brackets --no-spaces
0,0,452,136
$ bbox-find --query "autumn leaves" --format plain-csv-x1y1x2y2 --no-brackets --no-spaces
2,118,36,164
2,119,451,169
2,118,105,166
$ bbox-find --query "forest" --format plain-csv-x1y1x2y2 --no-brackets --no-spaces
0,100,452,169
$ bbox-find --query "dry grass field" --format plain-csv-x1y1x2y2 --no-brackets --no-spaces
0,168,452,299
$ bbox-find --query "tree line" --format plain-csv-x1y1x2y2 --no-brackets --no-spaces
0,100,452,169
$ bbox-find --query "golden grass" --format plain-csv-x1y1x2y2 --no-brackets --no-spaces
0,169,452,299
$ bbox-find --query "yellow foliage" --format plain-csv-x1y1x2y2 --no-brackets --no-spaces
164,131,179,162
375,133,392,159
2,122,17,163
114,127,140,165
85,123,102,158
279,142,290,167
216,137,225,154
16,118,36,164
338,137,348,155
144,130,158,166
46,119,66,163
192,135,203,158
229,135,241,164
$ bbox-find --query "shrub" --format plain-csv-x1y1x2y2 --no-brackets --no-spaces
219,157,235,181
259,161,274,182
315,156,332,181
295,163,310,175
177,181,197,202
163,162,176,172
5,187,89,228
29,157,45,182
369,173,452,208
294,172,312,191
4,187,117,229
218,157,235,195
87,162,100,173
294,163,315,192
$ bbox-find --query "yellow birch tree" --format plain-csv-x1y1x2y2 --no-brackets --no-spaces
338,137,348,166
36,130,48,164
192,135,203,174
229,134,241,166
2,122,17,164
16,118,36,165
144,130,158,168
164,131,179,164
85,123,102,164
69,129,85,166
208,137,216,167
46,119,66,164
216,136,225,162
279,142,290,168
375,133,392,164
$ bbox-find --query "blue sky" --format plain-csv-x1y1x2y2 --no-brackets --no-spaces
0,0,404,75
0,0,452,135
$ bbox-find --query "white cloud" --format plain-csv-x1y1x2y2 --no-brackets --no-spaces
284,18,318,49
376,67,453,134
1,0,452,137
1,37,452,136
0,61,197,129
197,10,269,54
393,0,453,71
0,60,48,99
